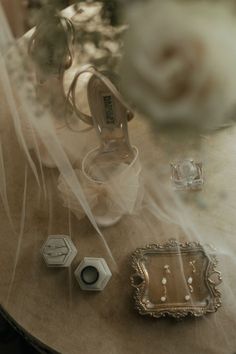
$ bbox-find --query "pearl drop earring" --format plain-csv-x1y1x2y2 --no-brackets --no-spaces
161,277,167,303
184,260,196,301
187,276,194,293
161,265,171,303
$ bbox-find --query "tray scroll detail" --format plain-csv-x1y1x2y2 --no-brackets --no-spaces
131,240,222,319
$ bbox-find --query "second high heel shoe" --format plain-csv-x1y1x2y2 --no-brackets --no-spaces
21,12,79,167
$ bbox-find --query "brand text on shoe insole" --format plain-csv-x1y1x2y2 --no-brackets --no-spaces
103,95,115,124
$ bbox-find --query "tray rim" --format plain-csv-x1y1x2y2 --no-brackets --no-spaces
131,239,222,319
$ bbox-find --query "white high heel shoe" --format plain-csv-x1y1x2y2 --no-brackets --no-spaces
58,67,143,227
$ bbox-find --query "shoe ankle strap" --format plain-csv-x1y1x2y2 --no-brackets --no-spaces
67,65,134,126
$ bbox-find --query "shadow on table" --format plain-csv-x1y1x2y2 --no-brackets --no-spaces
0,313,38,353
0,306,59,354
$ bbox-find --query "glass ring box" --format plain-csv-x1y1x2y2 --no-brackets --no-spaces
131,240,222,319
170,160,204,191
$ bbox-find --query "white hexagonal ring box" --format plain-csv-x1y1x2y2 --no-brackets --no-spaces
41,235,77,268
74,257,112,291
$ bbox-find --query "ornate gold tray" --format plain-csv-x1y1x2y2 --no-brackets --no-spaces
131,240,222,319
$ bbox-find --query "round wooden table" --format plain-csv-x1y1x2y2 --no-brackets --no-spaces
1,4,236,354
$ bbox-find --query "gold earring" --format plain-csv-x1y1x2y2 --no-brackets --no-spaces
160,265,171,302
161,277,167,303
189,260,196,273
164,264,171,274
185,260,196,301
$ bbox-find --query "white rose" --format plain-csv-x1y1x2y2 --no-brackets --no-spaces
120,0,236,131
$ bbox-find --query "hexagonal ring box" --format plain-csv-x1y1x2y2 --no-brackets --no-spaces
41,235,77,267
74,257,112,291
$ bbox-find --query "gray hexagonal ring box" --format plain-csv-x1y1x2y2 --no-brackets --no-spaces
74,257,112,291
41,235,77,268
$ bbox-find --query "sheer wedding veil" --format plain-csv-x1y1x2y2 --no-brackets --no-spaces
0,2,116,258
0,2,236,353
